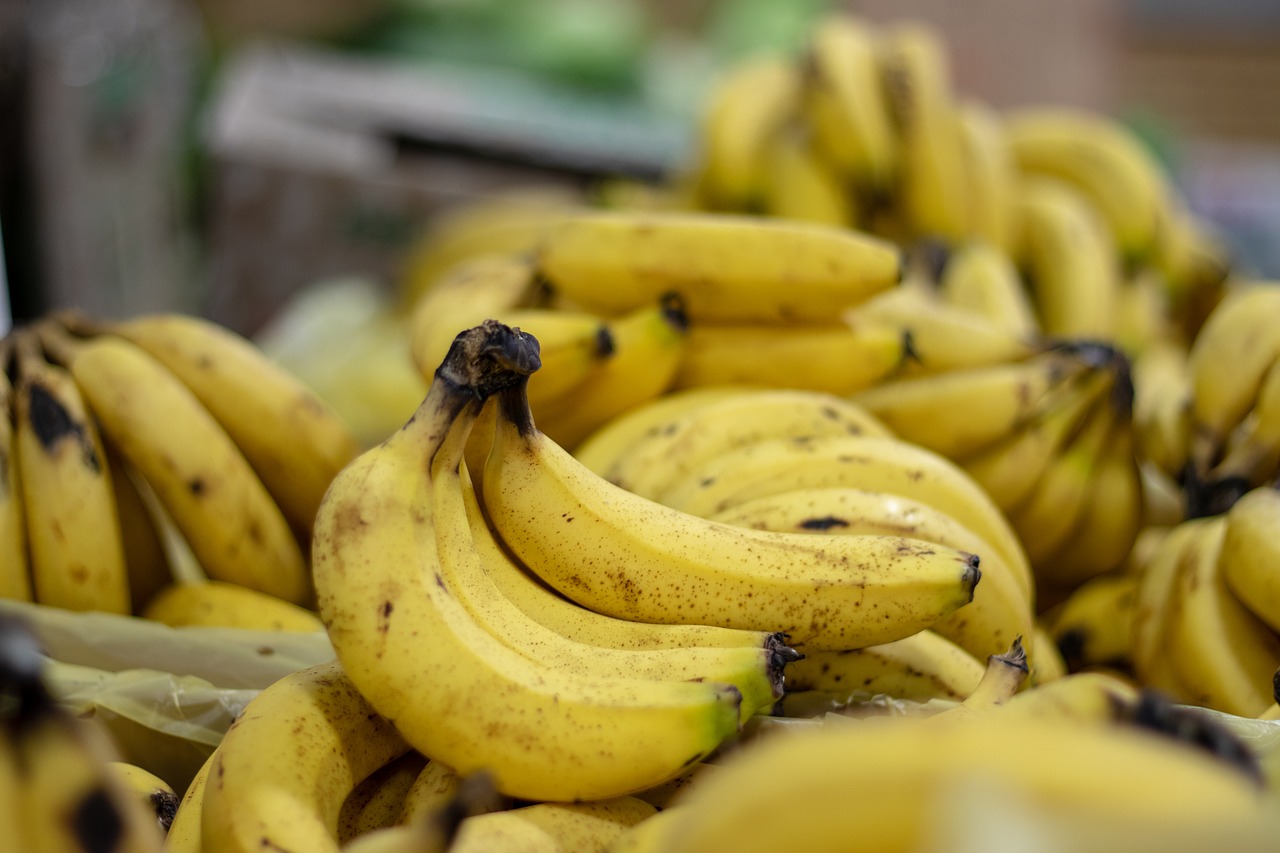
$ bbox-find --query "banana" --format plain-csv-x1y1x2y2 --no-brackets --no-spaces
463,470,777,653
490,307,615,408
1130,519,1205,696
1130,337,1192,479
436,449,791,722
1005,392,1116,569
397,760,464,828
993,669,1140,724
1114,266,1175,359
199,659,411,853
850,346,1089,460
1015,175,1120,339
91,311,360,541
447,811,560,853
141,579,324,632
652,713,1263,852
398,188,579,310
1164,516,1280,716
653,432,1028,593
671,319,907,396
1219,486,1280,634
477,798,657,853
102,441,172,614
845,284,1038,375
941,638,1029,715
1153,201,1232,341
779,630,985,704
11,331,130,613
1035,419,1144,589
46,329,311,606
528,294,688,452
958,364,1114,512
572,384,752,477
1029,622,1070,684
956,100,1020,253
312,323,745,801
1206,349,1280,491
163,748,213,853
108,761,179,835
1140,461,1186,528
1185,283,1280,471
802,14,898,197
936,240,1038,338
484,374,982,652
534,211,902,323
1,614,164,852
343,771,497,853
708,487,1033,663
338,751,428,844
877,22,969,243
0,353,33,602
408,252,538,378
607,806,688,853
760,126,857,228
696,54,802,209
1004,106,1166,265
585,388,891,500
1045,573,1140,673
0,726,22,853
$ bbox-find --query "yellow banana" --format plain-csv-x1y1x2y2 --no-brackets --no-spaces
12,332,130,613
936,240,1038,339
1130,519,1206,696
672,319,907,396
0,726,22,853
408,252,538,378
779,629,985,704
534,211,902,323
696,54,802,209
1044,573,1140,673
1015,175,1120,339
850,345,1089,460
1220,486,1280,635
653,432,1028,591
877,22,969,243
0,354,32,602
708,486,1033,663
1029,622,1070,684
141,580,324,632
398,760,468,828
490,307,615,408
1005,106,1166,264
107,761,179,835
338,751,428,844
993,669,1139,724
527,295,688,452
1114,266,1176,359
760,126,857,228
163,748,213,853
97,311,360,541
477,798,657,853
313,324,745,801
1130,337,1192,480
585,387,891,500
1205,343,1280,491
199,659,411,853
956,100,1020,252
103,441,172,614
803,14,898,196
49,330,310,606
1164,516,1280,717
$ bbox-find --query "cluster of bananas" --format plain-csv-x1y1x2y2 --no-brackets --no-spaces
0,311,358,631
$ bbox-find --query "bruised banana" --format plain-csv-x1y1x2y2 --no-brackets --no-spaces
1220,486,1280,635
313,323,745,801
0,354,31,602
484,370,981,652
534,211,902,323
47,329,310,606
583,388,891,500
11,331,130,613
671,319,907,397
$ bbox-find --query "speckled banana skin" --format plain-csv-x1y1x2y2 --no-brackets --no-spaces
482,379,982,652
312,323,743,802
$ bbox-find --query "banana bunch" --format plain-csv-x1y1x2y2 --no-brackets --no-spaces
572,381,1038,682
0,311,360,627
0,611,167,851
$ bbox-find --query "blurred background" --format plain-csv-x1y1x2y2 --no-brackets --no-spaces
2,0,1279,339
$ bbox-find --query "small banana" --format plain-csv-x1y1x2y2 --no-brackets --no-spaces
1044,573,1140,673
47,328,311,606
11,331,130,613
337,750,429,843
199,659,411,853
0,352,33,602
1219,486,1280,635
484,374,981,652
107,761,179,835
936,240,1038,339
802,14,898,198
534,211,902,323
141,579,325,632
672,319,907,396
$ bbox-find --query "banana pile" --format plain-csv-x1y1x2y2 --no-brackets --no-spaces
0,312,358,630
